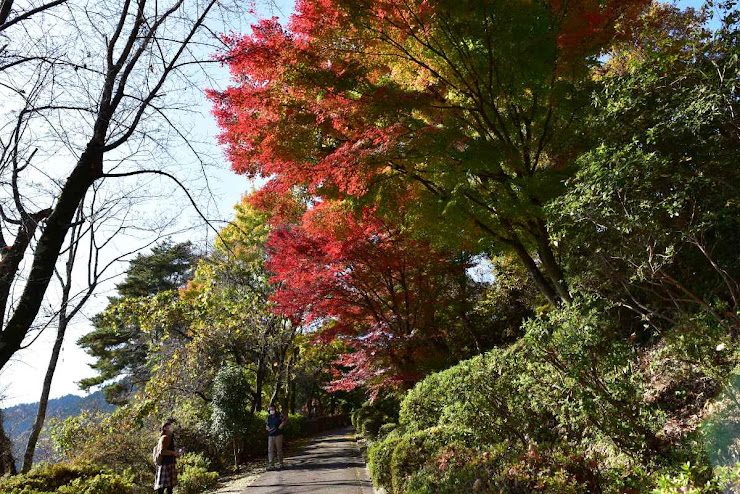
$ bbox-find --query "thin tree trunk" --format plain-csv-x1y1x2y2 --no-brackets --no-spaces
282,348,298,414
533,219,572,303
0,411,16,475
253,356,266,413
270,340,292,407
509,237,560,306
21,205,82,472
288,380,296,415
269,370,282,408
21,314,68,472
305,385,315,418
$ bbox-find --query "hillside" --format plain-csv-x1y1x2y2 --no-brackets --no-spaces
2,392,114,469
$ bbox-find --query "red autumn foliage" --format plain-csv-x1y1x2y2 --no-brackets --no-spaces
264,199,465,394
210,0,651,391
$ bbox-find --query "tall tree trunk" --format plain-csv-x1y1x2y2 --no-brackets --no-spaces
21,314,68,472
508,236,560,306
21,204,82,472
270,340,292,408
477,216,561,306
0,0,14,26
282,348,298,414
269,370,282,408
288,380,296,415
0,411,16,475
305,385,315,418
0,209,52,328
253,356,266,413
0,146,102,369
533,219,572,303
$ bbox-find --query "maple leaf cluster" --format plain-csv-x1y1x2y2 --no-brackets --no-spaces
210,0,651,395
265,198,464,393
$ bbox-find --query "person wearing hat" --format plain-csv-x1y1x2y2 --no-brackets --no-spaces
153,420,182,494
265,404,288,470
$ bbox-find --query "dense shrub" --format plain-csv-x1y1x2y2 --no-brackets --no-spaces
49,407,158,489
389,427,471,494
0,462,133,494
56,473,134,494
284,413,307,438
368,429,402,491
352,398,399,438
177,452,220,494
367,296,740,493
378,423,397,438
404,441,614,494
522,299,666,457
399,343,549,445
651,462,740,493
362,415,384,438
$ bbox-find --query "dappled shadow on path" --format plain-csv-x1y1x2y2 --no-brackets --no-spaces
246,426,373,493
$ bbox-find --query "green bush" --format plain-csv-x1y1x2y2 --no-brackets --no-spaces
56,473,133,494
399,343,550,446
378,423,397,438
0,462,132,494
650,462,740,493
177,452,220,494
48,408,157,490
362,415,384,438
389,427,470,494
522,299,667,456
403,441,612,494
284,413,307,438
371,299,680,493
352,397,399,438
399,299,665,456
368,429,402,492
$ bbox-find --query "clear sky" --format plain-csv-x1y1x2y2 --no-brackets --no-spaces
0,0,724,409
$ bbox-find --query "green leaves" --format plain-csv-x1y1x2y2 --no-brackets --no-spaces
210,365,252,443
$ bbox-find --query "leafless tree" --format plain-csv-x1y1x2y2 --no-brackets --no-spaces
19,181,179,472
0,0,249,370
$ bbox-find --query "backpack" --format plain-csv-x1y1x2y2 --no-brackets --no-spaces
152,438,163,466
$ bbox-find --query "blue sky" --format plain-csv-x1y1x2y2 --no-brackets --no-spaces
2,0,727,409
1,0,297,409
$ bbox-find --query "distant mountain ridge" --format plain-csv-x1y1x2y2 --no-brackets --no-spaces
2,391,114,469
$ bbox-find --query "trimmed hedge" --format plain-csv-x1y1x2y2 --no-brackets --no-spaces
378,422,397,438
389,427,470,494
399,343,551,446
351,398,399,439
368,429,402,491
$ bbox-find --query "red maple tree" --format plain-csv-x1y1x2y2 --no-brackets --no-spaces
210,0,651,393
264,198,469,394
210,0,649,307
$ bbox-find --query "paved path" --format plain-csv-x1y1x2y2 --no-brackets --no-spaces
242,427,374,494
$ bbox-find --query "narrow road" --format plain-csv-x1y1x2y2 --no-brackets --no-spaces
244,427,374,493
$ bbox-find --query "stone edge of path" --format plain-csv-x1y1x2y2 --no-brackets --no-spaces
354,432,384,494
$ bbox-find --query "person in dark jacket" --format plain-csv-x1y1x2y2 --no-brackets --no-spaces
265,404,288,470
